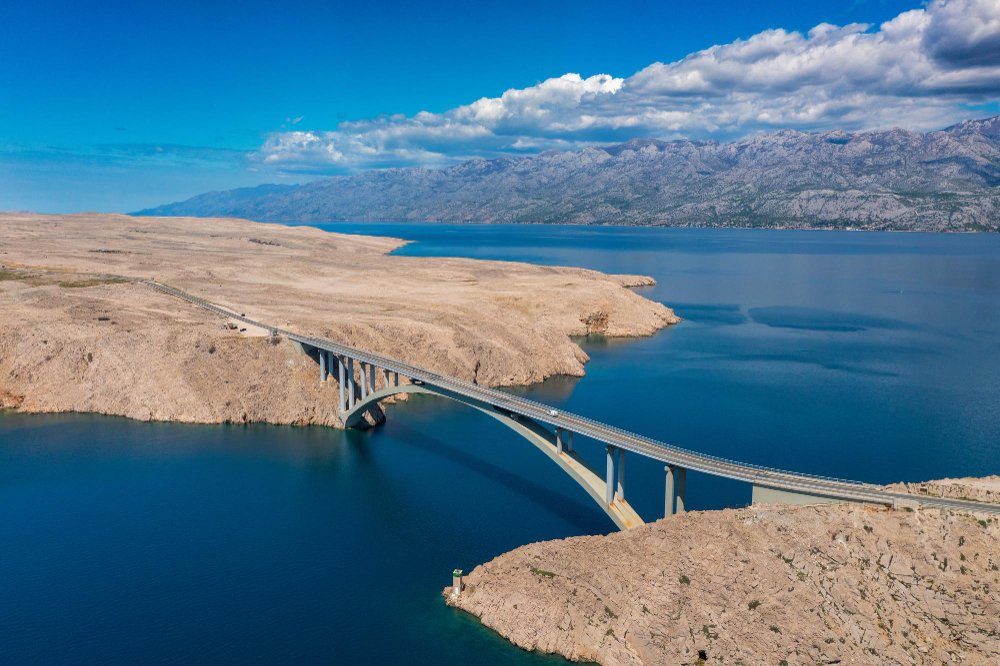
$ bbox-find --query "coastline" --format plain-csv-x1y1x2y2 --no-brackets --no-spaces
0,212,679,428
186,216,999,234
445,481,1000,665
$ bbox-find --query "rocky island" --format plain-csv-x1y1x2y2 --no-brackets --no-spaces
0,212,678,426
446,478,1000,665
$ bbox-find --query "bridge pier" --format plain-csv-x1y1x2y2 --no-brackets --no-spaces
555,428,564,454
361,363,368,399
617,448,626,501
327,352,334,385
664,465,688,516
665,466,674,516
319,349,327,382
566,431,573,452
606,446,616,504
338,355,346,411
676,466,686,513
751,484,846,507
348,358,356,409
393,372,399,387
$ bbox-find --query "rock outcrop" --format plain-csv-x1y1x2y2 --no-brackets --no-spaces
885,477,1000,506
446,483,1000,665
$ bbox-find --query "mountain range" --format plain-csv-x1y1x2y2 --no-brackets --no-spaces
137,116,1000,231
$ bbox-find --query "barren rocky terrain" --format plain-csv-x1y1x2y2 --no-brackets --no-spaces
446,478,1000,665
139,116,1000,231
0,212,678,426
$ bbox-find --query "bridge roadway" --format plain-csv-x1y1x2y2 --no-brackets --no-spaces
119,277,1000,521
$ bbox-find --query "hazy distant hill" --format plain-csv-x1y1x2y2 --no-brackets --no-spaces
137,117,1000,231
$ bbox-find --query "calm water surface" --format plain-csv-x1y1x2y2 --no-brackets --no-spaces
2,225,1000,663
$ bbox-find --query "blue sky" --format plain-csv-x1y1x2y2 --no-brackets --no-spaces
2,0,998,212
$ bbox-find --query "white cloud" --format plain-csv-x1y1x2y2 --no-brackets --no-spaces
258,0,1000,173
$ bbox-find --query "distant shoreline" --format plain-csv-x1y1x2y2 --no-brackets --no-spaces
130,214,999,234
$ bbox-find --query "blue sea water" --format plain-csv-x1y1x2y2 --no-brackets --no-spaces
2,224,999,663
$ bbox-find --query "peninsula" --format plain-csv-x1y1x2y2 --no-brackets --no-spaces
446,477,1000,665
0,212,678,425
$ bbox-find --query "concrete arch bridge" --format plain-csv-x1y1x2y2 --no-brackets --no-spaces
98,277,1000,529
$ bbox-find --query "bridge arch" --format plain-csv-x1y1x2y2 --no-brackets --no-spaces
342,383,643,530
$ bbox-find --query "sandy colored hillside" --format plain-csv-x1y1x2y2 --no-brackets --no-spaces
886,477,1000,506
0,213,678,426
446,485,1000,665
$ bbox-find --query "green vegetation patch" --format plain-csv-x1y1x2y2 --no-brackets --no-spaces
57,278,125,288
530,567,557,578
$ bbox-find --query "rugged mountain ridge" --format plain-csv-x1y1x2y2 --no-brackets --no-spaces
138,117,1000,231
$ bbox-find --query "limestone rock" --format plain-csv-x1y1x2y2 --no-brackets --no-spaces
0,213,678,427
446,482,1000,665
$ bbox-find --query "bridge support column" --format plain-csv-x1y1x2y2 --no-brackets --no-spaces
665,466,675,516
675,466,687,514
327,352,334,385
393,372,399,387
338,355,346,411
617,448,625,501
555,428,564,454
360,363,368,399
319,349,327,382
348,358,356,409
566,431,573,452
384,368,390,389
606,446,616,504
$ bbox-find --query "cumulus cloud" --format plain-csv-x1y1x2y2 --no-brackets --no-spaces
259,0,1000,173
923,0,1000,67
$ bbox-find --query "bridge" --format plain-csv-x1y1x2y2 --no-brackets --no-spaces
15,268,1000,528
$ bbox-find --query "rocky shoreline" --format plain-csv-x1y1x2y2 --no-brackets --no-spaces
0,213,679,427
446,478,1000,665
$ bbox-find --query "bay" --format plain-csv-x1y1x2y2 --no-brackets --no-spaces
3,224,999,663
